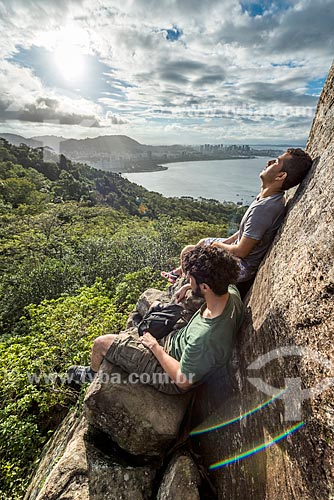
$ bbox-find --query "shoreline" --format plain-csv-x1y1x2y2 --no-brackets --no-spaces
158,155,256,169
122,155,257,174
120,149,283,174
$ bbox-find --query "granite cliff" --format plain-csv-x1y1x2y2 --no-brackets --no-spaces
192,61,334,499
24,62,334,499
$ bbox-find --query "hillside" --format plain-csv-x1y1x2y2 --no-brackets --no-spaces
0,137,245,222
61,134,143,154
0,132,279,174
0,136,246,497
0,133,143,153
0,133,41,148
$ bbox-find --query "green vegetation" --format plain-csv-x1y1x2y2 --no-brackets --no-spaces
0,139,244,222
0,138,246,498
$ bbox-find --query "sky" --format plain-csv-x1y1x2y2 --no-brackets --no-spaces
0,0,333,145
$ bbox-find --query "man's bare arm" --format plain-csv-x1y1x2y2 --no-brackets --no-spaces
211,235,258,258
140,332,193,389
174,283,191,302
222,230,240,245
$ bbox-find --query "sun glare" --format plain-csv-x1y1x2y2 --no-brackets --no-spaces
46,25,89,82
54,43,85,81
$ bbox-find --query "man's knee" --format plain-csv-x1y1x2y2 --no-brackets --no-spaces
93,334,116,357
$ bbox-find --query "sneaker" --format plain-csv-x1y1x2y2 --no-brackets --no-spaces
67,365,96,385
161,270,180,284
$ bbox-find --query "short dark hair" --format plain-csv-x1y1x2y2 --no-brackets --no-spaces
182,245,240,295
281,148,313,190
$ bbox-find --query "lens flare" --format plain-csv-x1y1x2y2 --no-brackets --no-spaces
190,390,285,436
209,421,305,470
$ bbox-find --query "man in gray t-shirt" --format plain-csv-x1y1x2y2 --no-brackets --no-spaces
231,191,286,281
167,148,313,298
201,191,285,284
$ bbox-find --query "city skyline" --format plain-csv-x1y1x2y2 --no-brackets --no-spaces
0,0,333,145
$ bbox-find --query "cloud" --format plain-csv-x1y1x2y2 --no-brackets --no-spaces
0,57,104,125
268,0,334,53
241,82,319,106
105,112,129,125
0,96,100,125
194,74,224,87
159,71,189,84
0,0,85,58
0,0,332,143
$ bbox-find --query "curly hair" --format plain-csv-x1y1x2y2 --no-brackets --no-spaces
281,148,313,190
182,245,240,295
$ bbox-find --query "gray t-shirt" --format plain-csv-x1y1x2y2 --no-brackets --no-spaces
236,192,286,281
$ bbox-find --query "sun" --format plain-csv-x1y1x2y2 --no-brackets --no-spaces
54,43,85,81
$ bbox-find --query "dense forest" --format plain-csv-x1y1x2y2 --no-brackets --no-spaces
0,138,246,499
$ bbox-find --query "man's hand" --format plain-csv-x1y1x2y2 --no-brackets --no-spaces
140,331,192,390
174,283,191,302
140,332,161,354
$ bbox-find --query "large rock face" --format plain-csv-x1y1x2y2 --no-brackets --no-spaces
192,62,334,499
24,412,156,500
306,63,334,158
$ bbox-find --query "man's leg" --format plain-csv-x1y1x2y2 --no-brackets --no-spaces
173,244,197,276
180,238,228,264
168,238,226,286
91,334,116,371
68,332,185,394
161,244,196,281
67,334,116,384
104,333,186,394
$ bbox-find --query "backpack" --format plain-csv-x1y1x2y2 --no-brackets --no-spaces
137,303,184,339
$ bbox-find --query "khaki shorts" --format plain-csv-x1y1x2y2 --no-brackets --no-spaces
104,333,187,395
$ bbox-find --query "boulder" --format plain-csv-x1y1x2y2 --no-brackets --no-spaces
24,412,155,500
85,360,192,456
24,410,81,500
135,288,171,317
306,62,334,158
156,452,201,500
191,62,334,500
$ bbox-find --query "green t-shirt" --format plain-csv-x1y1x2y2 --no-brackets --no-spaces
167,285,244,383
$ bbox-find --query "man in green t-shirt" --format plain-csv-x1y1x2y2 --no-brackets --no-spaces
68,246,244,394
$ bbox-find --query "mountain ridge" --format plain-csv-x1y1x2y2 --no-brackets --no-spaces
0,133,144,152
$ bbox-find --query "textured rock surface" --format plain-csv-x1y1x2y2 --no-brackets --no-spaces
136,288,171,316
24,412,155,500
24,411,81,500
192,62,334,499
156,452,201,500
85,360,191,456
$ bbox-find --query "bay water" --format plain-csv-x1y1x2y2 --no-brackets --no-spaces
125,156,273,205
